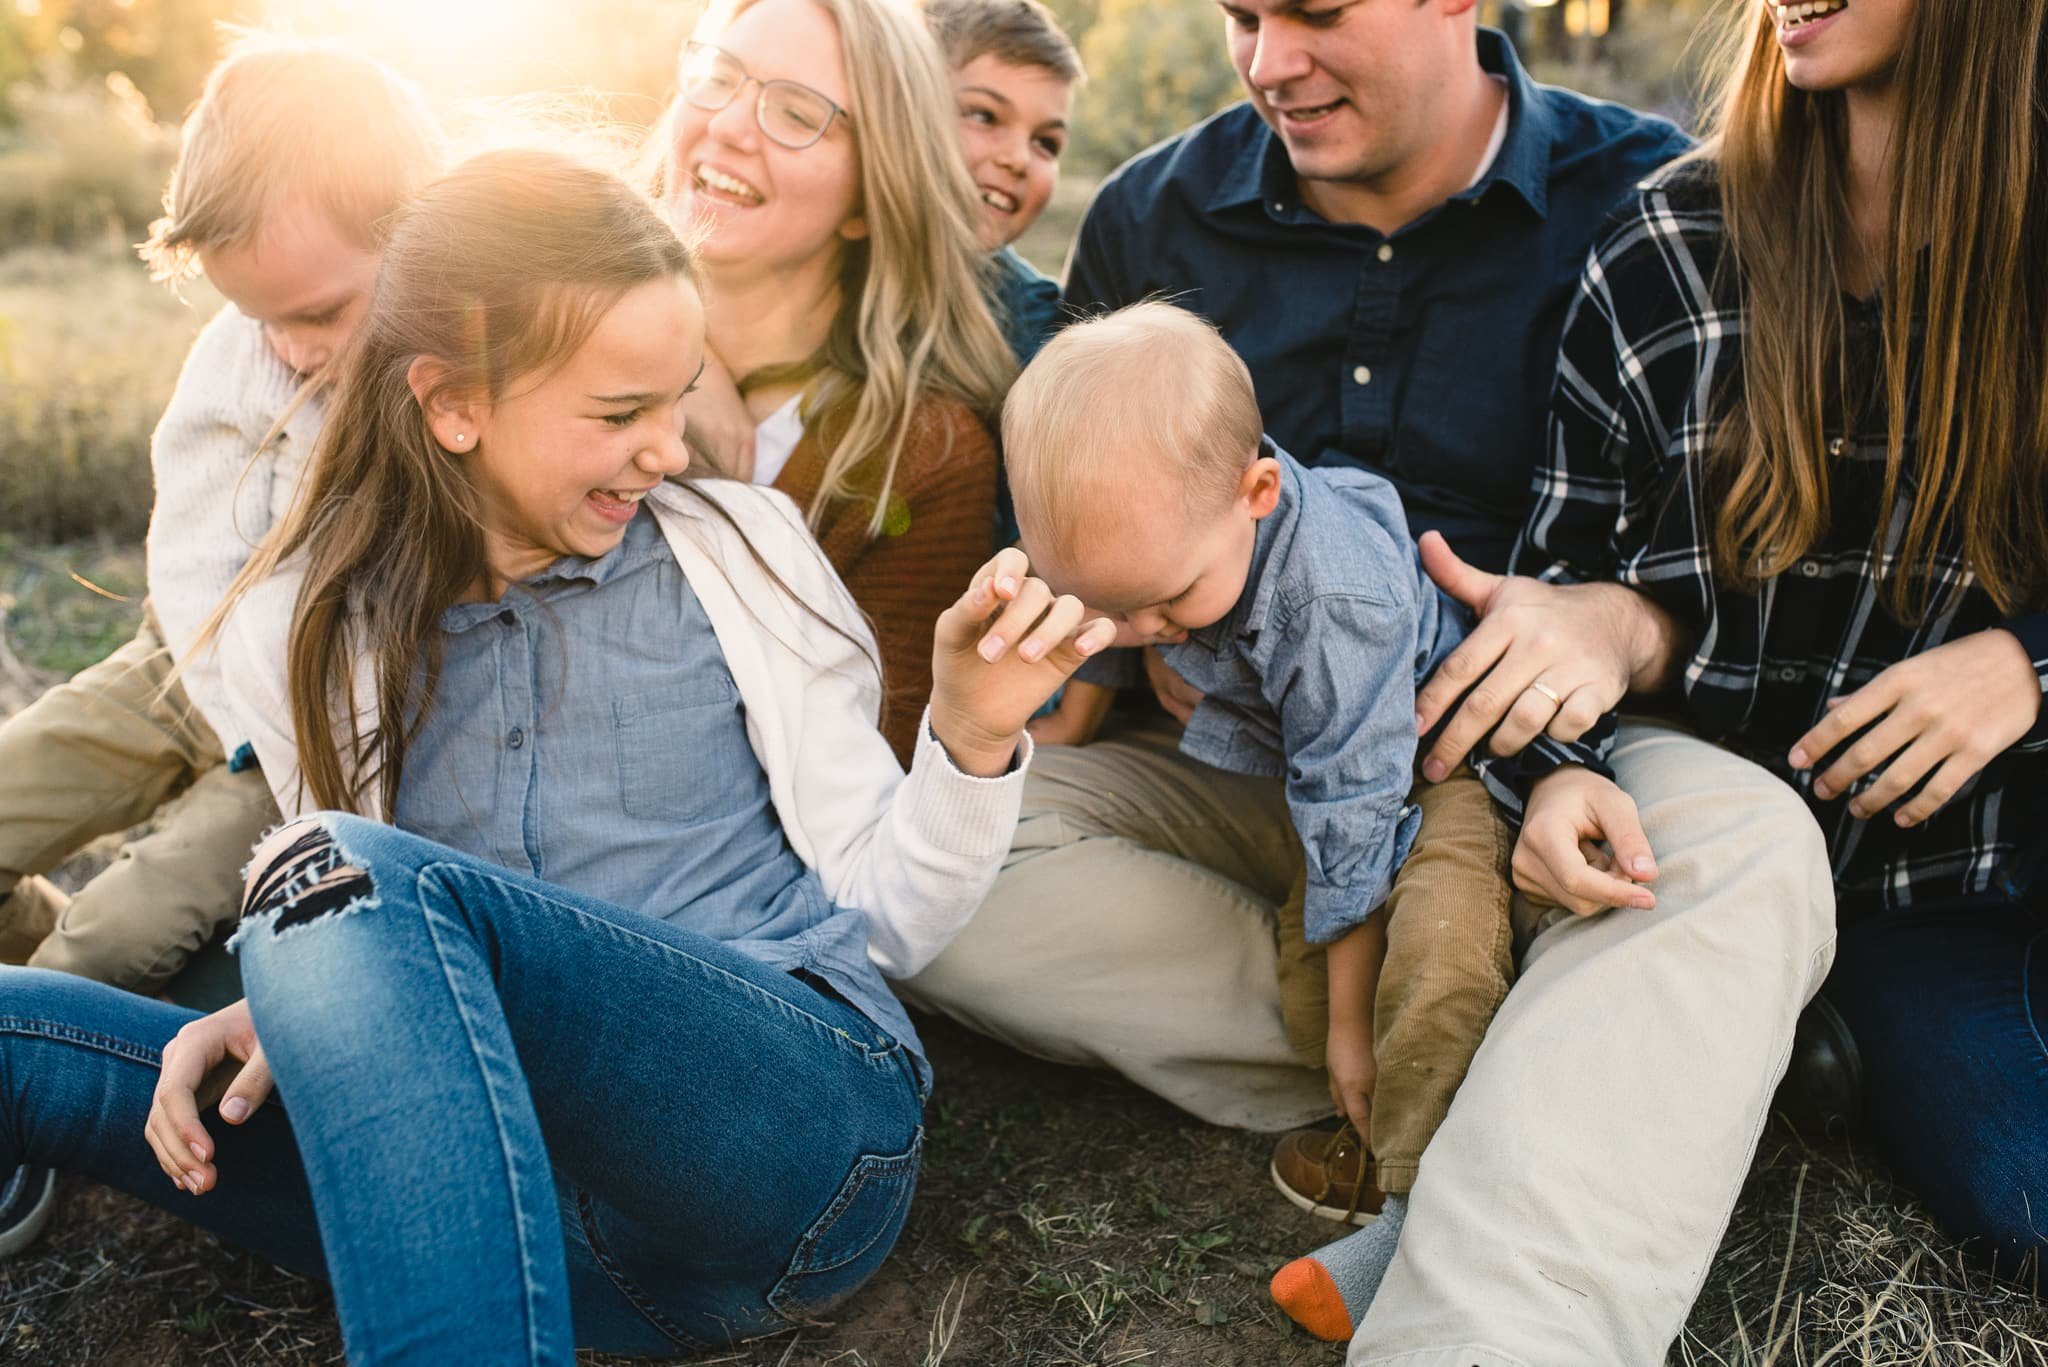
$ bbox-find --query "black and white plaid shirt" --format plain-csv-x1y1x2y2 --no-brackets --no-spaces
1505,160,2048,918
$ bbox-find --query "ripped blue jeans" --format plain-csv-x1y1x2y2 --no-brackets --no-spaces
0,813,924,1363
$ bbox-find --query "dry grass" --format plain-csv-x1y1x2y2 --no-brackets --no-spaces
0,246,221,545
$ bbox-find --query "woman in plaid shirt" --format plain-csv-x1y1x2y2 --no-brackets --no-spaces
1420,0,2048,1263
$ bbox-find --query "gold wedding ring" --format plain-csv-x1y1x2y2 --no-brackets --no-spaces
1525,680,1565,707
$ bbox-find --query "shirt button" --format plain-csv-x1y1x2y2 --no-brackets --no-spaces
1271,200,1286,214
1777,666,1801,683
1798,560,1822,578
1376,243,1394,263
1828,437,1845,456
1352,365,1373,386
498,609,516,626
507,727,525,749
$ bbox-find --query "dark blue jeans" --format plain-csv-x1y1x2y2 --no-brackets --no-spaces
1827,902,2048,1264
0,813,924,1363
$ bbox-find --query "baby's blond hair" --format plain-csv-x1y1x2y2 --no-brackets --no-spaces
139,33,445,281
1003,301,1264,550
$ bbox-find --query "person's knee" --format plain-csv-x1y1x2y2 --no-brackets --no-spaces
236,813,381,943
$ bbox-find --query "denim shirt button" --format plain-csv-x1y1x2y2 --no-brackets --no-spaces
507,727,525,749
1352,365,1373,386
1376,243,1394,263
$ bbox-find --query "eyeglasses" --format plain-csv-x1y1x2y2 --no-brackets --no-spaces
679,42,852,151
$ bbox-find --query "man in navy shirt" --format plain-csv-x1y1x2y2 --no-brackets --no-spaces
1065,27,1683,572
902,3,1836,1361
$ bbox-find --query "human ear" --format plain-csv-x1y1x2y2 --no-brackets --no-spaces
406,354,487,454
1242,453,1284,520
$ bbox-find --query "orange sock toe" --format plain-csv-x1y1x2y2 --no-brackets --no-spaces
1270,1256,1355,1341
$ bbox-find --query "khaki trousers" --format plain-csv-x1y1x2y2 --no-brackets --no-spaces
0,608,277,991
901,718,1834,1363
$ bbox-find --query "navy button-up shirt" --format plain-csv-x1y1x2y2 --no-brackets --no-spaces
1062,30,1690,572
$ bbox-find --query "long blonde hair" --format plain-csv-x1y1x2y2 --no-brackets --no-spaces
1702,0,2048,616
201,150,699,817
655,0,1015,537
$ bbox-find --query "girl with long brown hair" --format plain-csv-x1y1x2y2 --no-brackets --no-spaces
0,147,1107,1361
1507,0,2048,1262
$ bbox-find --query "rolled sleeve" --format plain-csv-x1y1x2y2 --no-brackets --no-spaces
1270,592,1425,944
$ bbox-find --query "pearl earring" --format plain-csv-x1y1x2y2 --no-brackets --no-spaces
453,433,468,447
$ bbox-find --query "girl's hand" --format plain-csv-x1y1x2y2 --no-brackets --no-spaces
1790,628,2042,827
1512,766,1658,916
145,998,275,1196
680,352,756,481
930,548,1116,777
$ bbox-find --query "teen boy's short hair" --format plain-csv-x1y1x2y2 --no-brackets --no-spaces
1004,301,1263,549
139,34,445,281
922,0,1084,83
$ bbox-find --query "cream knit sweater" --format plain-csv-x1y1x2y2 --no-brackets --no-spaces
145,305,325,748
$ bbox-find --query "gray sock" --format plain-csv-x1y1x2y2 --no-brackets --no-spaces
1311,1192,1408,1326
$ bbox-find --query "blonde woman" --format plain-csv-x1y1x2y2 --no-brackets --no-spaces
659,0,1015,762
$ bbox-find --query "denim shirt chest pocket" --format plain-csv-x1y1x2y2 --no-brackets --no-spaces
612,675,751,822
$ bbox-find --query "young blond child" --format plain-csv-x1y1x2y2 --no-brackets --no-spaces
1004,302,1530,1340
0,38,443,995
923,0,1081,365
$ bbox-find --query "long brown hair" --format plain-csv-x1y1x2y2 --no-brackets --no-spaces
1703,0,2048,615
207,149,698,817
653,0,1015,537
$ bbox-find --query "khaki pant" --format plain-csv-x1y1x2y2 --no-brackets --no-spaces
902,717,1835,1364
0,608,277,991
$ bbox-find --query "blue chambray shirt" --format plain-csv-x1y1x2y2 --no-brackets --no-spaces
392,508,931,1089
1157,444,1468,944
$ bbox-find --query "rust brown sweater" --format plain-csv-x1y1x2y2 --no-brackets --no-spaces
774,395,997,765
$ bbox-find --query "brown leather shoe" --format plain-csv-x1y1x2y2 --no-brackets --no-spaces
1269,1121,1384,1226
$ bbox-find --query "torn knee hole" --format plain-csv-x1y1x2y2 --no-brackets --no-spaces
239,821,375,934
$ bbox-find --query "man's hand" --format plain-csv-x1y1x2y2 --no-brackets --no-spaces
1511,766,1658,917
145,998,274,1197
1413,532,1680,778
1790,628,2042,827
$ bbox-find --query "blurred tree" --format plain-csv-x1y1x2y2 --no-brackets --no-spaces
0,0,245,125
1070,0,1239,174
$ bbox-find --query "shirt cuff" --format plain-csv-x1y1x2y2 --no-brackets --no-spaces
1301,804,1419,944
1472,714,1618,822
905,705,1033,858
2000,615,2048,750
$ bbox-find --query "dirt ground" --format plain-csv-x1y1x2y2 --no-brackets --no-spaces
2,541,2045,1366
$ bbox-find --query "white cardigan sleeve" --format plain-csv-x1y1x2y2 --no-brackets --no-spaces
659,483,1031,979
